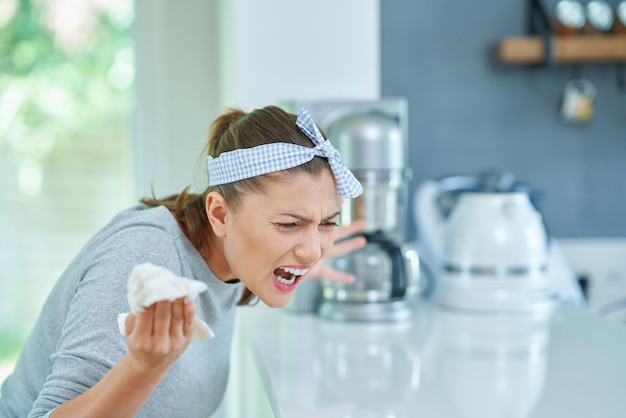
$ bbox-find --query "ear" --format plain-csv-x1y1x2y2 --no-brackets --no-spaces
206,191,229,238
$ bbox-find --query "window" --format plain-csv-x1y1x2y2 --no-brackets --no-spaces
0,0,134,383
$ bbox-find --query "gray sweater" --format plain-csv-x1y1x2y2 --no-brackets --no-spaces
0,206,242,418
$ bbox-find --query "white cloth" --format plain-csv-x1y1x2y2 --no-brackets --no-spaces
117,262,214,340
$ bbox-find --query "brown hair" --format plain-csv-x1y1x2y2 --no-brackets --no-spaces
141,105,332,305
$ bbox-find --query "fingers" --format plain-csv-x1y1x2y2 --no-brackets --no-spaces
128,299,194,339
315,265,356,284
167,297,195,339
304,220,368,282
153,300,172,337
124,313,137,335
169,298,185,338
183,300,195,338
133,304,155,339
123,298,196,376
326,234,367,258
335,219,367,241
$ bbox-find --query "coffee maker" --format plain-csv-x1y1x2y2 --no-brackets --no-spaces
285,98,420,321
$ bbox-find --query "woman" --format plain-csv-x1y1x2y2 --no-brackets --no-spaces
0,106,365,417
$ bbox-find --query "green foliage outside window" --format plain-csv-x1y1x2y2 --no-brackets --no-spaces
0,0,134,382
0,0,134,162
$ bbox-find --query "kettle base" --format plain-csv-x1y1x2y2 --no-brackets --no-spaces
435,284,557,315
317,299,414,322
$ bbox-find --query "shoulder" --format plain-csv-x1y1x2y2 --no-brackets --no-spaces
103,205,182,240
92,206,184,260
69,206,191,290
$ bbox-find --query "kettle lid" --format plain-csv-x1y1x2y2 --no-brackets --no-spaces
435,170,545,218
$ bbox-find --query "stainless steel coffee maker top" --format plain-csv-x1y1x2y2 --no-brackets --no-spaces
328,110,405,171
327,109,412,240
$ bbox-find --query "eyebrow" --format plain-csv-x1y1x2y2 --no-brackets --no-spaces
278,211,341,223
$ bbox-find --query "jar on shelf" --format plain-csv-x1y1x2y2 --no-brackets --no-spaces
553,0,587,34
583,0,615,33
613,1,626,33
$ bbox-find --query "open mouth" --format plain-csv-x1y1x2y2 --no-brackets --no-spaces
273,266,309,290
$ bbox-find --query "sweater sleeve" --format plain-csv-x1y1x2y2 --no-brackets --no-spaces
28,226,184,417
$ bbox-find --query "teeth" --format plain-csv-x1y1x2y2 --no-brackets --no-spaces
280,267,310,276
274,267,310,286
274,274,297,285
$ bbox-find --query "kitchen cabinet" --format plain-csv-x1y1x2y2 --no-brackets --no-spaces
214,299,626,418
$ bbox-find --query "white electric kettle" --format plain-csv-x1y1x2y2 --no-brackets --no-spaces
414,172,535,284
413,171,584,311
438,191,554,312
444,192,548,277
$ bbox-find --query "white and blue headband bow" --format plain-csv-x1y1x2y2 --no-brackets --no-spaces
207,108,363,199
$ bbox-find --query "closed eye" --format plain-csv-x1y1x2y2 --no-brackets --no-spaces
320,221,339,231
275,222,298,231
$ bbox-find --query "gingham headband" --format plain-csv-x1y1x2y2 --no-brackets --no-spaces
207,108,363,198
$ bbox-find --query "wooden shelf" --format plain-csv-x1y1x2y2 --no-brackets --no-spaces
495,34,626,64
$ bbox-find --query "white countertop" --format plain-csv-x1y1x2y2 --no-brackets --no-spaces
215,299,626,418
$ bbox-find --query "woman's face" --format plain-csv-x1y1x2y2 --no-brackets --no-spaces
216,169,342,308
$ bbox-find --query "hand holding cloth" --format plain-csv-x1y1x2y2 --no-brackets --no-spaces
117,263,214,340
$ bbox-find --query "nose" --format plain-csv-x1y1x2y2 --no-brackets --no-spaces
294,228,324,264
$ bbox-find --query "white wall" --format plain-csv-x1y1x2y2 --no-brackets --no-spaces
226,0,380,110
134,0,222,198
134,0,380,197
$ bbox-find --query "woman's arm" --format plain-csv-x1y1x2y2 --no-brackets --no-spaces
51,298,194,418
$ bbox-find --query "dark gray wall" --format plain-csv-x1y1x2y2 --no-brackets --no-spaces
381,0,626,239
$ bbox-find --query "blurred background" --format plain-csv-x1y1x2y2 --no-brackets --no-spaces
0,0,134,381
1,0,625,385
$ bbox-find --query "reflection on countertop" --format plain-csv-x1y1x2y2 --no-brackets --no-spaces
217,299,626,418
428,308,551,418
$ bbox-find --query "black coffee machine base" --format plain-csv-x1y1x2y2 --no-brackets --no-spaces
317,299,414,322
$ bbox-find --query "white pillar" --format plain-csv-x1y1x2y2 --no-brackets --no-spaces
134,0,223,198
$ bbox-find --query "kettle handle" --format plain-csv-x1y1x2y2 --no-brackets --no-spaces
413,180,445,264
361,231,407,299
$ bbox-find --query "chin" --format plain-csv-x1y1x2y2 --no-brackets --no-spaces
260,295,293,309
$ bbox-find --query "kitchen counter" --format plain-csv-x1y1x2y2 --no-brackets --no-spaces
214,299,626,418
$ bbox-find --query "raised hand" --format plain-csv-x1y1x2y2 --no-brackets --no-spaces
308,219,367,284
123,297,195,377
